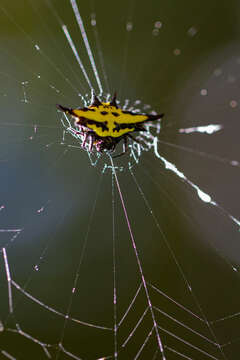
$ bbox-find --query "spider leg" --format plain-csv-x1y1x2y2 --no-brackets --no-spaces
75,121,83,132
95,139,103,152
88,135,93,152
81,132,88,148
112,136,128,158
127,133,142,145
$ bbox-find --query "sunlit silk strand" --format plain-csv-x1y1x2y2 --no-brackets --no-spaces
110,157,166,360
2,248,13,314
179,124,223,134
153,138,240,228
70,0,103,95
62,25,93,91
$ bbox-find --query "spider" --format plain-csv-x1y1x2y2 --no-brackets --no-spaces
57,93,164,157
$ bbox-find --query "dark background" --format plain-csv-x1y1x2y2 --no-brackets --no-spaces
0,0,240,359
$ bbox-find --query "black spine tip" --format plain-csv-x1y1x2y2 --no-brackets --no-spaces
110,92,118,108
91,95,102,107
56,104,71,113
147,113,164,121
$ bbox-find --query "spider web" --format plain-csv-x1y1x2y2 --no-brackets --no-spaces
0,0,240,359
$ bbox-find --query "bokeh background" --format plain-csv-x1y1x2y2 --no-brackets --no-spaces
0,0,240,359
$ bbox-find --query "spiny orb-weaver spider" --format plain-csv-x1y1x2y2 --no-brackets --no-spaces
57,93,164,158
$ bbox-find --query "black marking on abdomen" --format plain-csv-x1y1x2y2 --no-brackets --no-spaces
87,119,109,132
113,122,134,132
112,112,120,117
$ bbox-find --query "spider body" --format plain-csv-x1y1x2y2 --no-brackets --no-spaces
57,94,164,157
